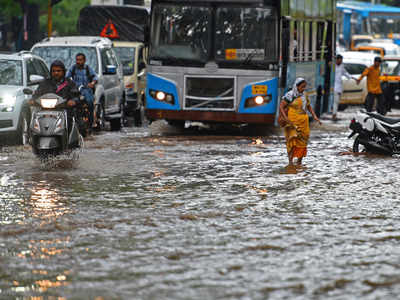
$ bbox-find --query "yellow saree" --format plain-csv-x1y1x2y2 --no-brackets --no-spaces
284,95,310,158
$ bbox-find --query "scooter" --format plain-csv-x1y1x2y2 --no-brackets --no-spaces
348,110,400,155
28,92,83,160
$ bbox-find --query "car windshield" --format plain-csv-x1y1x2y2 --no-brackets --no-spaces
32,46,98,73
344,63,367,75
354,39,371,48
385,47,400,56
382,60,400,75
113,47,136,75
149,3,277,68
0,59,23,86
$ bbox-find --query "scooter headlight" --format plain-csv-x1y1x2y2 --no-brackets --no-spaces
40,98,58,109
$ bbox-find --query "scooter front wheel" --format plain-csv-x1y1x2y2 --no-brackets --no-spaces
353,136,366,153
36,149,58,162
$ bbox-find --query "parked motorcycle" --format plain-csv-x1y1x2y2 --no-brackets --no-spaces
26,91,83,160
349,110,400,155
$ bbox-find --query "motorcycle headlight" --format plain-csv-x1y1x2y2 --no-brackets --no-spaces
40,98,58,109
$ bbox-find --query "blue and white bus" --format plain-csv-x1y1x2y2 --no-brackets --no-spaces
337,1,400,47
144,0,336,127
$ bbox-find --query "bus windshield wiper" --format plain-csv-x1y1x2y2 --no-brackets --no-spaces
240,49,261,66
151,54,205,66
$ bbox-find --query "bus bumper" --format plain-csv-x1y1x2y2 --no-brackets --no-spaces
145,109,275,124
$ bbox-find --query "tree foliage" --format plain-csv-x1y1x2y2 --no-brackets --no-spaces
42,0,90,35
0,0,89,36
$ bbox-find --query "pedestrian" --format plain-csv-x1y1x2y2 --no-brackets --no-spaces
356,56,386,115
66,53,98,128
332,54,354,121
279,78,322,166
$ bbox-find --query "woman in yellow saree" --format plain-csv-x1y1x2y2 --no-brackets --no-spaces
279,78,322,166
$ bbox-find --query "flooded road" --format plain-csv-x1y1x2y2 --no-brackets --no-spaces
1,108,400,299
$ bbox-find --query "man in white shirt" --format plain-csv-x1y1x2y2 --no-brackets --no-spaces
333,54,354,121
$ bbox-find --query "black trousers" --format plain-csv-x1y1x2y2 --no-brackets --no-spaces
365,93,386,115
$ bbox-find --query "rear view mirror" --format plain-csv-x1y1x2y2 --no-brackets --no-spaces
29,74,45,85
104,65,117,75
23,88,33,95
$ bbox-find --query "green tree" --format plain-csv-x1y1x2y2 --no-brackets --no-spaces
40,0,90,36
0,0,89,36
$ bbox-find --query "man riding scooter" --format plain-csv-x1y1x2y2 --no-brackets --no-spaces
67,53,98,129
30,60,81,134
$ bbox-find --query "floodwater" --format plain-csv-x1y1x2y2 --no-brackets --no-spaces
1,108,400,300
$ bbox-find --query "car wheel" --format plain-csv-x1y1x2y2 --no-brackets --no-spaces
15,109,30,145
120,102,129,127
134,100,145,127
110,117,121,131
95,103,106,131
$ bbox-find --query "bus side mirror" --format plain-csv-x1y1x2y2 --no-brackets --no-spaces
282,27,290,64
144,25,149,46
280,22,290,88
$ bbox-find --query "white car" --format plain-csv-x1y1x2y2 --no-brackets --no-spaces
367,42,400,72
339,51,376,108
0,51,49,144
368,42,400,57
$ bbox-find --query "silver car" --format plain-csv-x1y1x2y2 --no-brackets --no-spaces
0,52,49,145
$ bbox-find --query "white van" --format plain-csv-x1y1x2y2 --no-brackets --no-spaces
31,36,124,131
339,51,376,108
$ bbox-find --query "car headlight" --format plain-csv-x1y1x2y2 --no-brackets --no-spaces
40,98,58,109
0,95,17,112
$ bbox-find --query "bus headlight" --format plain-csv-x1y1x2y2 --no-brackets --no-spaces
245,95,271,108
150,89,175,105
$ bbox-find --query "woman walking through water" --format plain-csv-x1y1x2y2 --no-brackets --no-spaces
279,78,322,166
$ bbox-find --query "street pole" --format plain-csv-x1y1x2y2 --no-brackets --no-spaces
47,0,52,37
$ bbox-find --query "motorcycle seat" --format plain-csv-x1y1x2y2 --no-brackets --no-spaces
366,112,400,125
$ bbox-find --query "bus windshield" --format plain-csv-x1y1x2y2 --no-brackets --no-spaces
150,4,212,65
149,3,277,67
215,7,277,64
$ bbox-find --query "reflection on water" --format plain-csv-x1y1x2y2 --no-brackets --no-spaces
2,115,400,299
30,182,71,220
